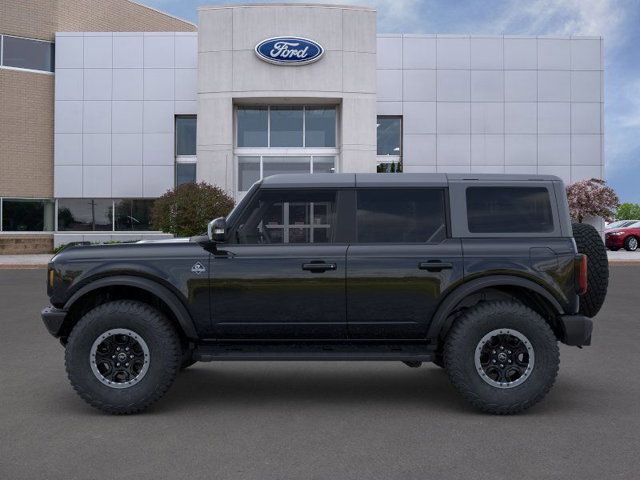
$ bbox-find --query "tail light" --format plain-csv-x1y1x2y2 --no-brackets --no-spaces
576,254,588,295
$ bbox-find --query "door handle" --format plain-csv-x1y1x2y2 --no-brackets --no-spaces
302,262,337,273
418,261,453,272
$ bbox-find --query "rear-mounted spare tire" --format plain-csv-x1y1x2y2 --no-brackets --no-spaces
572,223,609,318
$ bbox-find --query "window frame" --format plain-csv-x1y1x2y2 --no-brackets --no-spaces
175,115,197,187
353,187,450,245
448,181,561,238
0,34,55,75
376,115,403,158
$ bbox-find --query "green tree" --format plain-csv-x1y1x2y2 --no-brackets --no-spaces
616,203,640,220
151,182,235,237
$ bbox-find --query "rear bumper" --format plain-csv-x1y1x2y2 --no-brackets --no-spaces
41,306,67,338
559,314,593,346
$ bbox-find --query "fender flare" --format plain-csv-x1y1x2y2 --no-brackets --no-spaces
63,275,198,339
426,275,564,341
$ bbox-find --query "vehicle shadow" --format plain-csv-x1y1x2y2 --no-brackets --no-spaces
154,363,474,414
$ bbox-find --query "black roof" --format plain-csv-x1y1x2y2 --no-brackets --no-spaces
260,173,562,188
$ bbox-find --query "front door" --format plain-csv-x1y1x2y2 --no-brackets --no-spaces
211,188,348,339
346,188,464,339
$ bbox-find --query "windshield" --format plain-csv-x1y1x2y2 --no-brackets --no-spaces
607,220,637,229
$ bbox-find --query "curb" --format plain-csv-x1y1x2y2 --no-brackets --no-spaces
0,264,48,269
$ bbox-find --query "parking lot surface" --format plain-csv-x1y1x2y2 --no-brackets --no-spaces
1,267,639,480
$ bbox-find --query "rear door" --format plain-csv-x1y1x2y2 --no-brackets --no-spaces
346,187,464,339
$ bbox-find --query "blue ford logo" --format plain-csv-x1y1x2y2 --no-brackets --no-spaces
255,37,324,66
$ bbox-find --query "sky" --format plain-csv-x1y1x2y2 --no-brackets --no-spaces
141,0,640,202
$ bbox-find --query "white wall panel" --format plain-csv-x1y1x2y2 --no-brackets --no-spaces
143,35,175,68
437,103,470,134
55,69,83,100
436,37,470,69
504,38,537,69
471,103,504,134
537,38,570,70
505,103,537,134
505,71,537,102
471,134,504,166
83,69,112,101
55,134,83,166
83,166,111,197
538,102,570,134
571,103,601,134
538,71,570,101
112,134,143,165
403,70,436,101
402,36,436,69
571,71,601,102
403,102,436,134
571,135,602,165
538,135,570,165
403,134,436,165
82,134,111,165
112,166,143,197
437,135,470,165
377,36,403,69
82,101,111,133
83,35,112,69
437,70,470,101
571,39,601,70
471,70,503,101
470,37,503,69
113,69,143,100
505,135,537,165
113,36,143,68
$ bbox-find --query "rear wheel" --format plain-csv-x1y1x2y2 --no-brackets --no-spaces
572,223,609,317
65,300,181,414
444,301,559,414
624,236,638,251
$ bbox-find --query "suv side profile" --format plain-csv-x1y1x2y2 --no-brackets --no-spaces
41,173,608,414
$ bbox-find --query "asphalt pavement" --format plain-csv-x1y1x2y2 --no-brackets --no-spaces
1,267,639,480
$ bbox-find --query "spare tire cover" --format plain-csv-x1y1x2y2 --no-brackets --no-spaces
572,223,609,318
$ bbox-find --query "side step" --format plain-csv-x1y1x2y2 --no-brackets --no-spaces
194,342,435,362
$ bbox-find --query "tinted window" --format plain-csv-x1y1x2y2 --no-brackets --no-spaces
176,163,196,186
377,116,402,156
466,187,554,233
235,190,336,244
175,116,196,155
270,107,303,147
114,199,154,231
2,36,54,72
57,199,112,231
356,189,446,243
2,199,54,231
305,107,336,147
237,107,268,147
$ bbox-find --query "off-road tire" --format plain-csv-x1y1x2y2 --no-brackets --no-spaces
65,300,181,414
624,235,638,252
572,222,609,317
444,301,559,415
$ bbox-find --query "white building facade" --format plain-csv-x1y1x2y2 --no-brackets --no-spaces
50,3,603,245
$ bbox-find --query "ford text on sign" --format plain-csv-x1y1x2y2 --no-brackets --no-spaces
254,37,324,65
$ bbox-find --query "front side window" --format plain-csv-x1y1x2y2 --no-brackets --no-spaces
1,35,54,72
466,187,554,233
57,199,112,231
356,189,446,243
1,199,55,231
234,190,336,244
114,199,154,231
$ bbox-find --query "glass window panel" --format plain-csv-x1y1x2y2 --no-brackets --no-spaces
313,156,335,173
234,190,336,244
357,189,446,243
305,107,336,147
377,116,402,156
57,199,112,231
466,187,554,233
114,199,154,231
2,199,54,231
263,156,311,178
175,116,196,155
176,163,196,186
2,36,54,72
270,106,303,147
238,156,260,191
237,107,268,147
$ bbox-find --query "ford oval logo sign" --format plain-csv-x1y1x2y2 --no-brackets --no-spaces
255,37,324,66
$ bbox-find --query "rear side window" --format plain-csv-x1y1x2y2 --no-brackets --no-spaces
356,189,447,243
466,187,554,233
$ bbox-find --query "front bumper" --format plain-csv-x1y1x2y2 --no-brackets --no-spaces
559,314,593,346
605,235,624,248
41,306,67,337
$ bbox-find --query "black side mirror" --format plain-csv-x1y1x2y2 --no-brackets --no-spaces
207,217,227,243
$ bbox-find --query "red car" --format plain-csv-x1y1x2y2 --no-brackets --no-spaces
605,221,640,251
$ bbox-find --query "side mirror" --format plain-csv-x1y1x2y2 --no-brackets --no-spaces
207,217,227,243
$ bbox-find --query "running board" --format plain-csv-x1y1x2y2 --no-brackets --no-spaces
193,342,435,362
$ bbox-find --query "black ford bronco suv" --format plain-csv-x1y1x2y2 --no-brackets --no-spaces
42,173,608,414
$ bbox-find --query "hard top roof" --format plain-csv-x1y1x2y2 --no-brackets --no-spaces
259,173,561,188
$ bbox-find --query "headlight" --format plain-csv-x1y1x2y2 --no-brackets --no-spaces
608,231,624,236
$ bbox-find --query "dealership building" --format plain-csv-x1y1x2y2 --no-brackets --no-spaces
0,1,604,250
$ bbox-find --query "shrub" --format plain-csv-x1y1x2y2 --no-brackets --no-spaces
616,203,640,221
151,182,235,237
566,178,619,223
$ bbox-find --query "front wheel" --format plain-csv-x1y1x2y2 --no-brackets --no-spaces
65,300,181,414
444,301,559,414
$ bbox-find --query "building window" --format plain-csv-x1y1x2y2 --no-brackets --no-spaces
114,199,154,231
237,106,337,148
235,106,338,192
175,115,197,186
1,199,55,231
377,116,402,173
57,199,112,231
1,35,54,73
